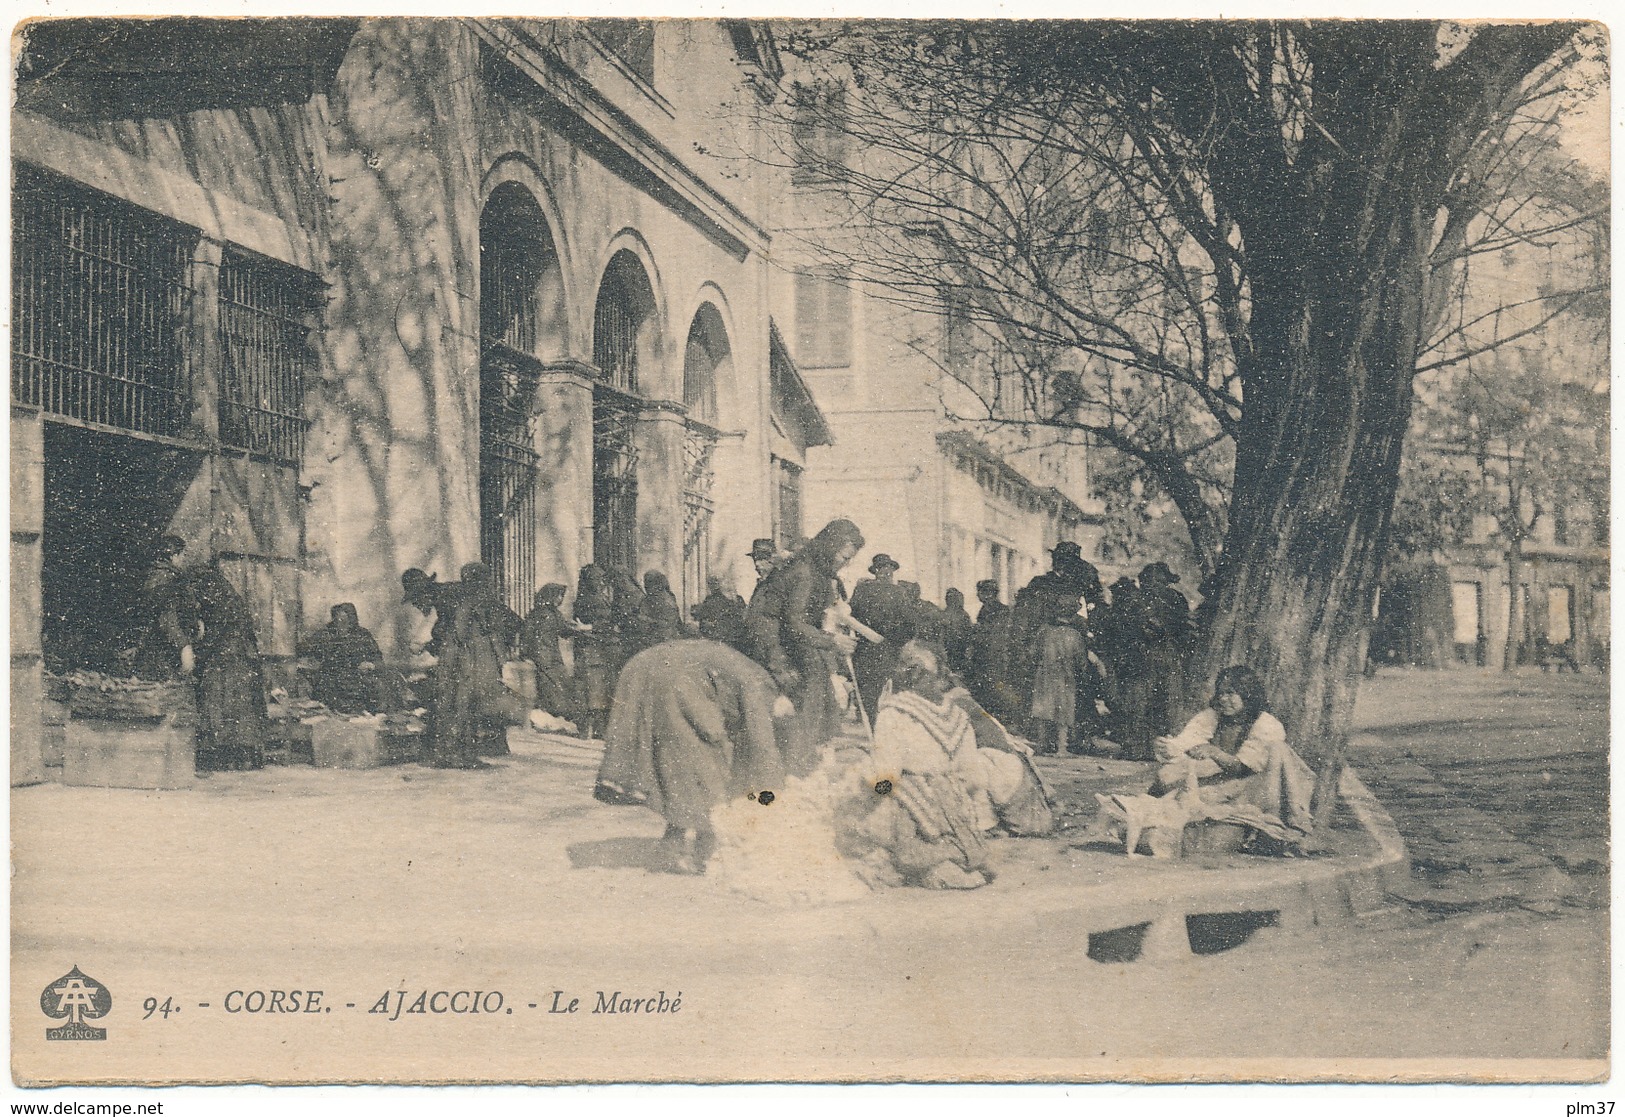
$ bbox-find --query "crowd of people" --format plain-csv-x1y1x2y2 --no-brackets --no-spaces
121,519,1310,882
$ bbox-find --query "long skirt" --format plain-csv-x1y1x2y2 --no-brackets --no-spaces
194,651,267,771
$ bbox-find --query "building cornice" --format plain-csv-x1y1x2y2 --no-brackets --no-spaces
473,20,770,262
12,111,320,274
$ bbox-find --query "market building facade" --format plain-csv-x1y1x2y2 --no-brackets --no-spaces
10,18,822,780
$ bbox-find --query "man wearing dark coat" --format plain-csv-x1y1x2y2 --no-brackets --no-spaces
1095,576,1150,755
745,538,779,608
940,588,975,678
967,579,1015,718
1136,561,1193,749
849,553,914,729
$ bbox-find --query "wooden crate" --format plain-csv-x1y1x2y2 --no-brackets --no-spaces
310,719,423,769
264,718,315,766
63,717,195,790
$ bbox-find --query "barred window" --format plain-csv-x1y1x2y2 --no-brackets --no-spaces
12,165,195,438
774,457,803,550
217,249,320,463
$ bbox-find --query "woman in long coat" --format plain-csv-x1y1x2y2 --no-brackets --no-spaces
186,564,267,772
744,518,864,774
429,563,514,767
572,565,618,740
518,583,580,724
132,535,194,680
594,639,788,873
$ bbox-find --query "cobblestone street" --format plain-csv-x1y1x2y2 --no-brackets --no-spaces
1349,669,1608,917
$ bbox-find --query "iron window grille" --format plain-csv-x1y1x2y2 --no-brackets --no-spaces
479,343,543,611
593,286,641,393
775,457,804,551
12,166,196,438
217,248,320,463
682,419,720,612
592,384,640,574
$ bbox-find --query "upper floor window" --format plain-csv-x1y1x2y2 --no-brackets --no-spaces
587,19,656,86
941,285,974,370
794,270,853,369
791,82,848,185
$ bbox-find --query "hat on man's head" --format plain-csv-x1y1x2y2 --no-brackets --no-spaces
1050,541,1083,561
748,538,777,561
1139,561,1180,585
461,561,494,583
868,553,901,575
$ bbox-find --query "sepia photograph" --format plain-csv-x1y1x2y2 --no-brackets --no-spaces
6,9,1611,1094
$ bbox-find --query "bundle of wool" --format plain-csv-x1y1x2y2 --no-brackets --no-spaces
528,710,578,735
708,752,874,905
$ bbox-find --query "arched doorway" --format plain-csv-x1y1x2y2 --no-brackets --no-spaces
590,250,660,574
479,183,563,609
680,303,730,609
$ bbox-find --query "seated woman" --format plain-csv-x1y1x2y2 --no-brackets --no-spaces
298,603,405,714
1149,665,1315,849
838,641,1050,890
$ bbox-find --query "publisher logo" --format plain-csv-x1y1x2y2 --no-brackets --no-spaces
41,966,112,1041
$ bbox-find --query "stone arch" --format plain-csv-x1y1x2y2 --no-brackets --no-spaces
479,155,575,357
681,284,742,427
591,231,669,398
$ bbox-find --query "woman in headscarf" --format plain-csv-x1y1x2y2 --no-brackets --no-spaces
297,602,403,714
743,518,865,774
594,638,789,874
429,562,517,767
518,583,582,725
1149,665,1315,850
837,641,1047,889
628,570,684,658
185,562,267,772
572,564,618,740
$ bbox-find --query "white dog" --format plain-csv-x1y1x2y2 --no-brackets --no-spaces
1094,764,1206,858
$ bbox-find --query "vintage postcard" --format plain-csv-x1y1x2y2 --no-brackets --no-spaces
7,11,1610,1093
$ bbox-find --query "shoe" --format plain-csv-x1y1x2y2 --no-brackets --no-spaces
594,782,648,806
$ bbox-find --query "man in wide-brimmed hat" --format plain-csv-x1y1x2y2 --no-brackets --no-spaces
849,552,914,729
746,538,780,608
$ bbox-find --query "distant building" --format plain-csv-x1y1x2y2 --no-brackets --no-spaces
761,57,1105,604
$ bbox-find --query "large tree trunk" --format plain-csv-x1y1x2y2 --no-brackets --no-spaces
1185,25,1574,814
1197,89,1435,775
